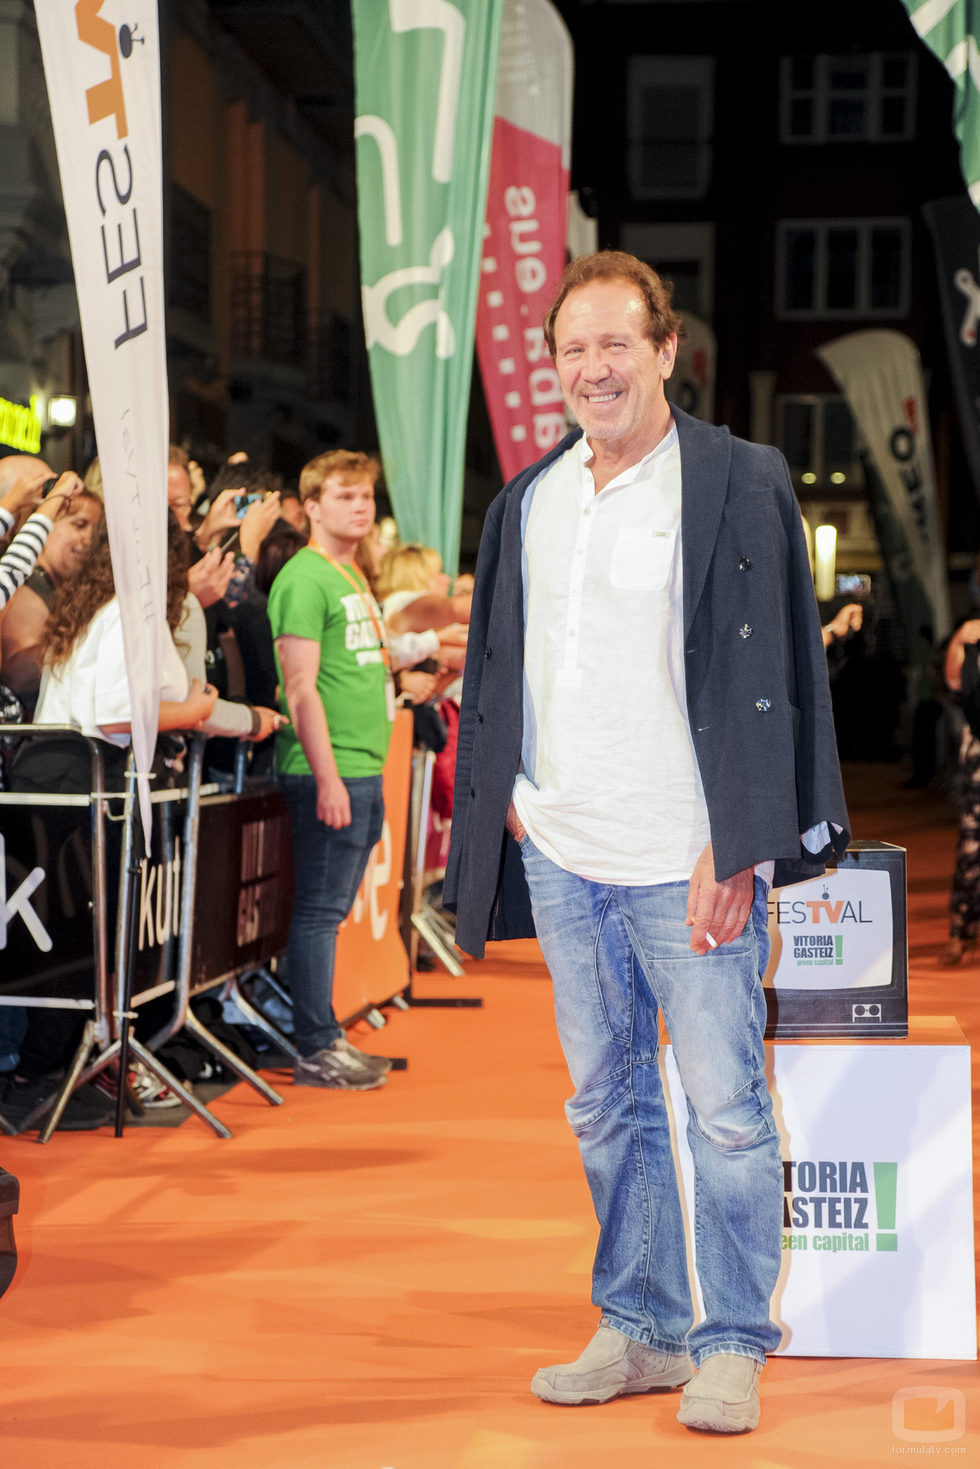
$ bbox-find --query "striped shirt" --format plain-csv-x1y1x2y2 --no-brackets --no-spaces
0,507,54,609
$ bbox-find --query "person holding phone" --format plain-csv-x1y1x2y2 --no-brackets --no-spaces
0,461,85,609
0,468,103,717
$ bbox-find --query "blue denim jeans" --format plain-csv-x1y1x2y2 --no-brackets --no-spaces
279,774,384,1057
520,836,782,1366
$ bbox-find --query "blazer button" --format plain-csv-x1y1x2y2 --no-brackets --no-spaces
470,786,476,798
738,623,753,639
477,712,485,723
739,556,752,571
755,698,771,712
484,646,493,659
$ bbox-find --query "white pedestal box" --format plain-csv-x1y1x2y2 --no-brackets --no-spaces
662,1018,976,1359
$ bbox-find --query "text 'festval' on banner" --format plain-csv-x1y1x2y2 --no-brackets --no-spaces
35,2,170,846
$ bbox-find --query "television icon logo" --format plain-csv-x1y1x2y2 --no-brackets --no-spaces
853,1002,881,1022
892,1386,966,1443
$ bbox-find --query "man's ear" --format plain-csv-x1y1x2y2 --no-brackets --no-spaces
659,333,679,380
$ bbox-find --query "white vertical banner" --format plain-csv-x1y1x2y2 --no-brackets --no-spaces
817,330,951,642
35,2,168,845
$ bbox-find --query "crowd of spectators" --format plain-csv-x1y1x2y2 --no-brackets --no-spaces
0,441,470,1127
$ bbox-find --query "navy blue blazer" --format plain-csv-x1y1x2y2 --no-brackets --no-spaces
444,407,850,959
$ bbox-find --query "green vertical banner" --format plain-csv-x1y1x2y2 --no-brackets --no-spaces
900,0,980,204
352,0,505,574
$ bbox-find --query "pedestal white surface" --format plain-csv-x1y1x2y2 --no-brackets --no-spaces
663,1017,976,1359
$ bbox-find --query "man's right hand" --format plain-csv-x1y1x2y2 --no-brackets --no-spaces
317,772,351,828
505,799,526,842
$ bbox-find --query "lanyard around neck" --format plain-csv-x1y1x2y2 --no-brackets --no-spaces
306,539,390,669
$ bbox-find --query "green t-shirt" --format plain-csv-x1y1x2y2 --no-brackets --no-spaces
267,547,393,777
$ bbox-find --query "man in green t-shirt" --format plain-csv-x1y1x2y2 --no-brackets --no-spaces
268,449,394,1090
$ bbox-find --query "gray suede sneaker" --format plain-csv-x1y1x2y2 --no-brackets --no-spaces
531,1324,693,1405
335,1034,392,1075
294,1040,387,1090
676,1352,762,1433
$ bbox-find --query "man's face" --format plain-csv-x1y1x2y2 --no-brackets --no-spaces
167,464,192,530
40,496,102,583
307,474,376,547
553,279,676,455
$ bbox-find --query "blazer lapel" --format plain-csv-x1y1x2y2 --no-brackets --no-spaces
676,407,733,636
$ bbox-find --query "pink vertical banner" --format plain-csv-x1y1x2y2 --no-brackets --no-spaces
475,0,573,481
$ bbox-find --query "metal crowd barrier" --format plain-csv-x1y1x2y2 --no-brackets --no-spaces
0,711,478,1139
0,725,287,1141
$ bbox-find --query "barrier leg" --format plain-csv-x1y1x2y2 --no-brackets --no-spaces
180,1006,283,1106
410,906,466,977
403,751,482,1009
125,1036,232,1139
30,1019,97,1144
70,1034,236,1139
220,972,301,1063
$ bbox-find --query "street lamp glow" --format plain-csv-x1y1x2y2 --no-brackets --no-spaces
814,524,837,600
48,395,77,428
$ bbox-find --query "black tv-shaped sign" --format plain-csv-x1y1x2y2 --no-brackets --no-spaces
763,841,908,1039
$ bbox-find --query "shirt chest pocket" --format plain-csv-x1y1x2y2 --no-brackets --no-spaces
609,526,676,591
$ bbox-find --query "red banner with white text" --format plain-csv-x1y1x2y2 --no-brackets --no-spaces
476,0,573,482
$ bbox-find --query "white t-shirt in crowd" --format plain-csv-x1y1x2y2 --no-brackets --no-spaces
37,598,188,748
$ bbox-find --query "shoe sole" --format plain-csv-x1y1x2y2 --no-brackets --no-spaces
532,1365,693,1405
677,1405,759,1433
293,1072,386,1091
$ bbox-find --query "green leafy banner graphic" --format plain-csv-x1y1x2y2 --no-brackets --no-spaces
352,0,505,573
900,0,980,204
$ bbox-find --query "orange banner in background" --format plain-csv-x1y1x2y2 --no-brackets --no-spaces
333,709,413,1022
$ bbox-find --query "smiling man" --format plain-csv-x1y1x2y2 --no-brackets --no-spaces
268,449,395,1090
445,252,849,1435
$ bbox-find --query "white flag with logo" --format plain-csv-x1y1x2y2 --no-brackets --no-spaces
36,2,168,844
817,330,951,641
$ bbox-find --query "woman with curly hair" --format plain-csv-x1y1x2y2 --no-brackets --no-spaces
11,513,284,798
8,516,215,796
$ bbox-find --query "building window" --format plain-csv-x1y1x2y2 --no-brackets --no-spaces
229,252,306,366
308,311,352,405
781,53,916,143
620,222,715,317
627,57,714,200
777,219,909,318
169,185,211,321
776,395,862,492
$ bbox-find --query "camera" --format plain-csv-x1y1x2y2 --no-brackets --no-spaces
234,492,263,518
835,573,871,597
40,477,58,498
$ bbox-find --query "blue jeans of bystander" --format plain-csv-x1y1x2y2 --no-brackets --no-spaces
520,835,782,1367
279,774,384,1057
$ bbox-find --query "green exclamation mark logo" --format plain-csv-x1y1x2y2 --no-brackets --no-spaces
874,1162,898,1251
834,935,843,964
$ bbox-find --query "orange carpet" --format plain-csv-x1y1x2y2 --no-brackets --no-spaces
1,764,977,1468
